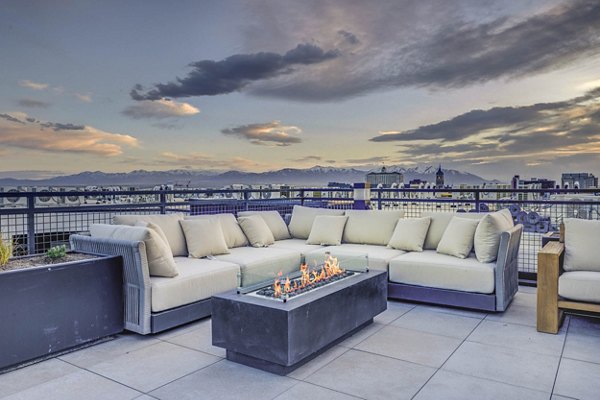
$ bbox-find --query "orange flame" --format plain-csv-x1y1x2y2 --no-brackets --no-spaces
272,256,344,298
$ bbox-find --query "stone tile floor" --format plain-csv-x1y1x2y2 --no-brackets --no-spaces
1,287,600,400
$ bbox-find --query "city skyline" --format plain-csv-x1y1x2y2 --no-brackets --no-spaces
1,0,600,182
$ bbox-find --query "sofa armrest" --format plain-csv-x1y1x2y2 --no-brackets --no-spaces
70,234,153,334
494,224,523,311
537,241,565,333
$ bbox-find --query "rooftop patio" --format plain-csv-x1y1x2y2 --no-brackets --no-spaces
1,286,599,400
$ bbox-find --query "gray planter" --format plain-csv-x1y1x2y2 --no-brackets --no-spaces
0,253,124,372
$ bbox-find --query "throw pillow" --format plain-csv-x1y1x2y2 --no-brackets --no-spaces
113,213,187,256
387,217,431,252
185,214,248,248
179,219,230,258
306,215,349,245
238,210,291,240
90,224,178,277
436,217,480,259
474,209,514,262
288,205,345,239
238,215,275,247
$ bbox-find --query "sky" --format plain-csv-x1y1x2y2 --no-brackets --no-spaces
0,0,599,182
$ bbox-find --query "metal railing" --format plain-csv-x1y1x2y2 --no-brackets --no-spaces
1,186,599,283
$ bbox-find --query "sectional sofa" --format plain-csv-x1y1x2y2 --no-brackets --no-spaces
70,206,523,334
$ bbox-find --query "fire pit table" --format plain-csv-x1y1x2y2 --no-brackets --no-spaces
212,254,387,375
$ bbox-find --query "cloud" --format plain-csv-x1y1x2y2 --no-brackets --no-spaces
122,99,200,119
344,156,389,164
368,87,600,167
158,152,273,172
0,112,138,156
245,0,600,101
18,79,49,90
74,93,93,103
221,121,302,146
337,30,360,46
17,98,51,108
130,43,338,100
291,155,322,162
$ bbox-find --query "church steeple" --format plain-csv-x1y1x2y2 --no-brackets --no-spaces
436,164,444,188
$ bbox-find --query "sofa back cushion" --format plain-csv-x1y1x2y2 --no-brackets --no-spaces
343,210,404,246
185,214,248,248
306,215,349,246
474,209,514,263
564,218,600,272
288,206,345,239
238,215,275,247
114,213,187,256
90,223,178,277
436,217,480,259
238,210,291,240
422,212,485,250
179,219,230,258
388,217,431,252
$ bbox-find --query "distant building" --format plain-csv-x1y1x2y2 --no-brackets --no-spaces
436,165,444,188
512,175,557,201
366,166,403,187
561,173,598,189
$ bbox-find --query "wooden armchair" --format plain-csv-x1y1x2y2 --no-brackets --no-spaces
537,221,600,333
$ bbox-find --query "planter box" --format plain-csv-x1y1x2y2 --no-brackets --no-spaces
0,253,124,371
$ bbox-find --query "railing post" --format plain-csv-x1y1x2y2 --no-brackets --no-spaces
474,190,481,212
353,183,371,210
159,191,167,214
26,193,36,255
300,189,305,206
377,190,382,210
243,190,250,211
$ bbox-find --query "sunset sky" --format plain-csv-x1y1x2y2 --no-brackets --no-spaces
1,0,599,182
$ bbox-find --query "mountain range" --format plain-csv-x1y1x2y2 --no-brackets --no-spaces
0,165,494,187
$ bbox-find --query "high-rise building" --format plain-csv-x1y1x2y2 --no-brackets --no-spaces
436,165,444,188
366,166,403,187
561,173,598,189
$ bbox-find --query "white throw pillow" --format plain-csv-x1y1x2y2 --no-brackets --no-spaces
564,218,600,272
185,214,248,248
135,221,171,255
387,217,431,252
288,206,345,239
238,215,275,247
113,213,187,256
421,212,485,250
436,217,480,259
343,210,404,246
474,209,514,263
90,224,178,277
306,215,349,245
179,219,230,258
238,210,291,240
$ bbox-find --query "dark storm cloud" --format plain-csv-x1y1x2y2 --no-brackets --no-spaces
0,113,25,124
17,98,51,108
249,0,600,101
370,87,600,165
40,122,85,131
131,43,338,100
221,121,302,146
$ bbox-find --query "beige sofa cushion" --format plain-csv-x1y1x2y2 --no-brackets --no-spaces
238,215,275,247
343,210,404,246
90,223,178,277
238,211,291,240
564,218,600,272
388,217,431,252
305,244,405,271
474,209,514,263
422,212,485,250
389,250,495,294
269,239,323,260
185,214,248,248
288,206,345,239
114,213,187,256
179,219,229,258
135,221,171,255
215,247,301,286
437,217,480,259
559,271,600,303
151,257,240,312
306,215,348,246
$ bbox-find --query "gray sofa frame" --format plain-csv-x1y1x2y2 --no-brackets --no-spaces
388,224,523,312
70,235,212,334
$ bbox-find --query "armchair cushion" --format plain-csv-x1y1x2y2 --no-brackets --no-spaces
559,271,600,303
564,218,600,272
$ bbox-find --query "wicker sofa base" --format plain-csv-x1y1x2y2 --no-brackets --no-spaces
151,298,212,334
388,282,500,312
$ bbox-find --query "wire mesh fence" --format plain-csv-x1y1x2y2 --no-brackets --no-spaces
1,187,599,283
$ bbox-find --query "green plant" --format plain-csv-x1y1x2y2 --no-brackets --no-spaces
46,244,67,260
0,233,12,267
